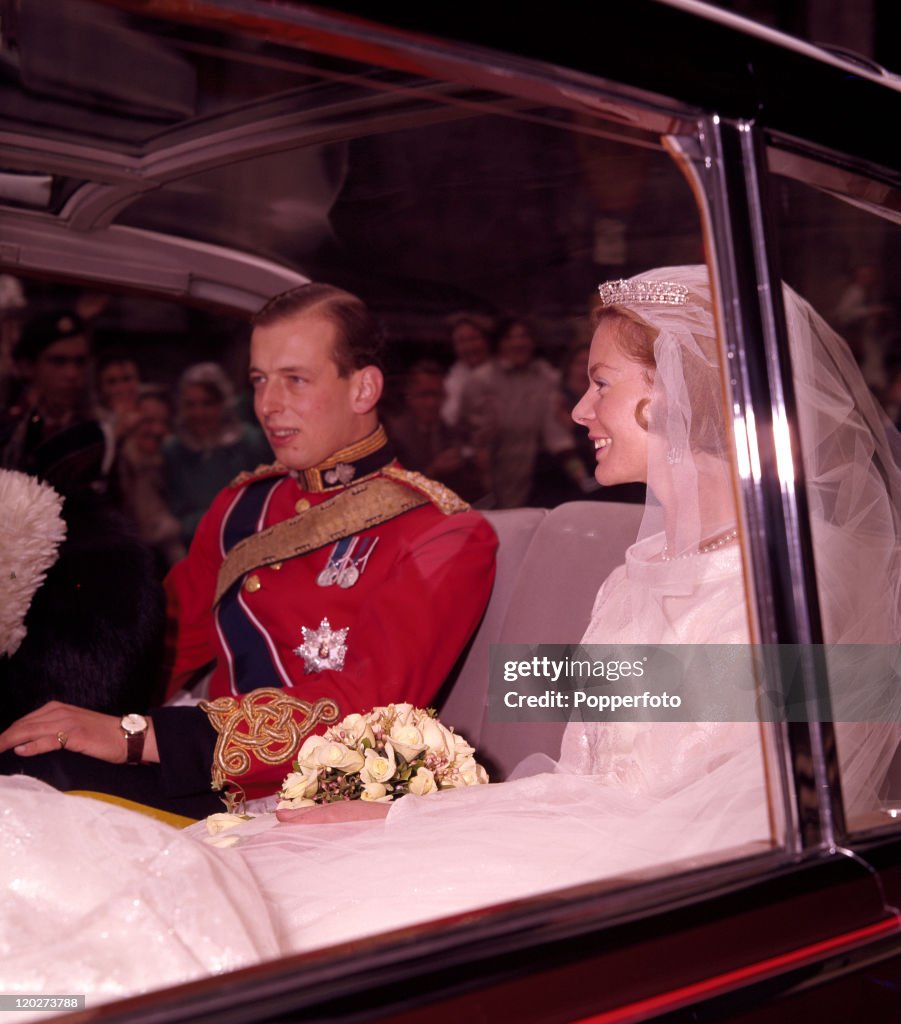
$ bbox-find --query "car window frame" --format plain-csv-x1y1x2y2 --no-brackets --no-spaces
3,3,901,1020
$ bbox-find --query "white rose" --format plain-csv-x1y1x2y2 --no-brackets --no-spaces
366,706,391,731
361,744,396,784
391,703,415,727
316,741,365,773
295,734,329,769
451,754,477,775
420,717,454,759
340,713,376,747
389,723,425,762
452,732,476,758
360,782,391,802
280,768,320,801
455,764,489,787
276,796,316,809
205,812,249,835
408,767,438,796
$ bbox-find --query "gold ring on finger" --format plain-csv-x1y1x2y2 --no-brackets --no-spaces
56,731,68,750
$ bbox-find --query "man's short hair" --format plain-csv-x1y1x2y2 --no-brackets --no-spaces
253,283,384,377
405,359,446,390
95,349,138,375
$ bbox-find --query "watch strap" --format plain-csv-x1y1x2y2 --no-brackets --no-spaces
125,729,145,765
122,716,147,765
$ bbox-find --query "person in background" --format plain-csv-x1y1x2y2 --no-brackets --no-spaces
0,309,113,498
117,385,186,573
0,274,27,411
96,351,142,446
164,361,271,547
460,316,579,507
387,360,484,503
441,312,493,428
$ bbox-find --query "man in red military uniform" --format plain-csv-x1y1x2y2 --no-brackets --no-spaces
0,284,497,812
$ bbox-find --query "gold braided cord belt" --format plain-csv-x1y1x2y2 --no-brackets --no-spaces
201,688,340,790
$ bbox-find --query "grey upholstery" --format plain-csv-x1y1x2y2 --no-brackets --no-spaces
439,501,643,780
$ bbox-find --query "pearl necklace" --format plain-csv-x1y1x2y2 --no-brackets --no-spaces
661,527,738,562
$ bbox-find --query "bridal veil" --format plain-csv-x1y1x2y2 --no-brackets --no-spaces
566,265,901,818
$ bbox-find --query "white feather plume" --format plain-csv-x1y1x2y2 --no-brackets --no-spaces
0,470,67,656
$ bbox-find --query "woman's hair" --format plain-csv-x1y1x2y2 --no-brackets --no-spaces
136,382,172,411
174,362,241,444
253,283,384,375
446,311,494,340
177,361,234,405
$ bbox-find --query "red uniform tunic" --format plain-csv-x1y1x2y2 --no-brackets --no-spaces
163,447,497,798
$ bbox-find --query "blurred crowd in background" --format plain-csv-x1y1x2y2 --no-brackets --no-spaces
1,268,897,579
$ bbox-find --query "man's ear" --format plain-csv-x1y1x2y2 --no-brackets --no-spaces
350,365,383,414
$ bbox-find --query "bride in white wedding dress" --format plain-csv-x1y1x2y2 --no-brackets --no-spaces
2,265,898,1014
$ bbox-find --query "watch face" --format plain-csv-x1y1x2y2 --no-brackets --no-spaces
121,713,147,735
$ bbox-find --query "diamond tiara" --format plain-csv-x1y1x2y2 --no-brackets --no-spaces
598,279,689,307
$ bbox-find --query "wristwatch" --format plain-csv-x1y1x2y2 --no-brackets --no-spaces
120,713,148,765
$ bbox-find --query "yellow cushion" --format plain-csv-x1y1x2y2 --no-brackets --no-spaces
65,790,198,829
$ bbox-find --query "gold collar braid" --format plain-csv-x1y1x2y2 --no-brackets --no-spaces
295,425,388,492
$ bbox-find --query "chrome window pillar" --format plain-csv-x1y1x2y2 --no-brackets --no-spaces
667,117,845,853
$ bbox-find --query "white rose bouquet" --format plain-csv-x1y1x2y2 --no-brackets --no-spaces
277,703,489,809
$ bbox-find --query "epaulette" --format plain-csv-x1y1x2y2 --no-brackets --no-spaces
382,464,470,514
229,462,288,488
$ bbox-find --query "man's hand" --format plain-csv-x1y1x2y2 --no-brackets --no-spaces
276,801,390,825
0,701,159,764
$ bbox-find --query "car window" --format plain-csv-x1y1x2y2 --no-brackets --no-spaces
765,158,901,835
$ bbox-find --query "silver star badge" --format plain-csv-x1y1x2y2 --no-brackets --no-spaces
293,618,349,673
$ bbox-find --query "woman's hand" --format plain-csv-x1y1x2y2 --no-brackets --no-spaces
0,701,159,764
276,801,391,825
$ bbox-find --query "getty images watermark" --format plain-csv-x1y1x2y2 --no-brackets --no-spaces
489,645,901,722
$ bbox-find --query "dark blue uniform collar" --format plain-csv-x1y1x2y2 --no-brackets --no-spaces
293,425,394,492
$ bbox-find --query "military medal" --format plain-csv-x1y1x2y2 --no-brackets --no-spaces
336,562,359,588
316,536,355,587
293,618,349,672
317,535,379,588
337,536,379,589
